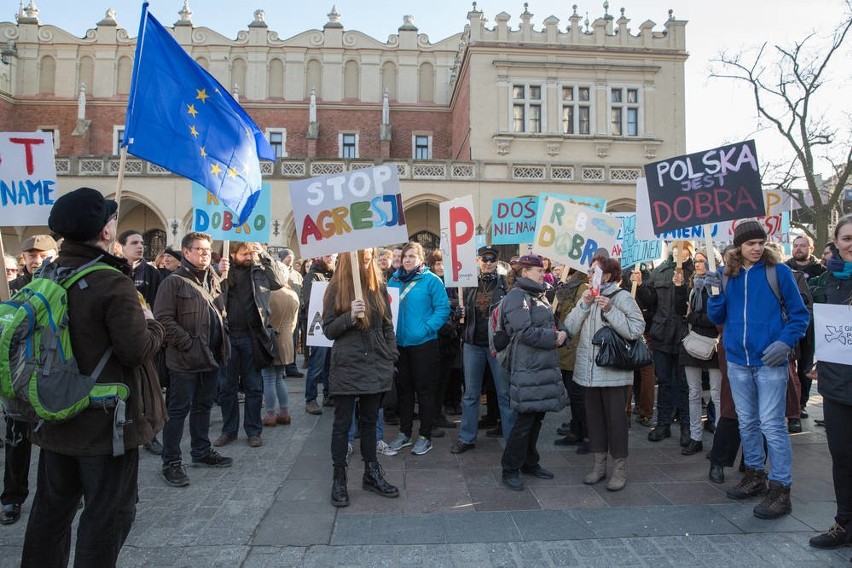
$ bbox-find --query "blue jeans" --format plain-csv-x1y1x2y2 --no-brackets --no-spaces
162,369,219,465
727,362,793,486
653,350,688,427
261,365,289,412
220,335,263,437
348,403,385,443
305,346,330,403
458,344,516,444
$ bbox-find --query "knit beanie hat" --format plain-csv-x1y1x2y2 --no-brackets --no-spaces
733,219,768,248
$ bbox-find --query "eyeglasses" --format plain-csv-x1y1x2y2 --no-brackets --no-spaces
5,268,17,274
481,257,497,263
191,247,212,254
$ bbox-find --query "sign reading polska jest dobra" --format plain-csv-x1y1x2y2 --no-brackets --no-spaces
643,140,765,235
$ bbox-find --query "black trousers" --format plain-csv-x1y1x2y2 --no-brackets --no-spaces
562,370,587,438
709,417,742,467
824,397,852,526
501,411,545,474
332,394,381,467
585,386,629,458
2,417,31,506
22,448,139,568
397,339,439,439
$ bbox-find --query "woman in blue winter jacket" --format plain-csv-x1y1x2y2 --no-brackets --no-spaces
386,242,450,456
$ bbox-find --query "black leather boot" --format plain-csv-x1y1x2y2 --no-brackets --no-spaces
363,461,399,498
331,465,349,507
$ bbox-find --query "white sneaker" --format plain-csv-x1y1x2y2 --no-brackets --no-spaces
377,440,398,456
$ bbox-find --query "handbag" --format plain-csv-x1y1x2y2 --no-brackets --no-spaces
682,328,718,360
592,325,653,370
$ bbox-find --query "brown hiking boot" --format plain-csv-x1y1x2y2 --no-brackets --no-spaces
753,480,792,519
726,467,768,500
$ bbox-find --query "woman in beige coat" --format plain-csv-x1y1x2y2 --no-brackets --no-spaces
261,267,300,426
565,257,645,491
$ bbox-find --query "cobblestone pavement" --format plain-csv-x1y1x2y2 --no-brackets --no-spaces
0,362,847,567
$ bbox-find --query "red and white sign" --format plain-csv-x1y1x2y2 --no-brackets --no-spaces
439,195,477,287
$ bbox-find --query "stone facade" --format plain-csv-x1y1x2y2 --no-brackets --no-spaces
0,2,687,257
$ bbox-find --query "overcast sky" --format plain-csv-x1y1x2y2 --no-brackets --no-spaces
15,0,851,179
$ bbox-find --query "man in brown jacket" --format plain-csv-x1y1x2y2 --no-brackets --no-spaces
22,187,166,568
154,231,233,487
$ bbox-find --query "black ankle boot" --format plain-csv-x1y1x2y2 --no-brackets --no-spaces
363,461,399,498
331,465,349,507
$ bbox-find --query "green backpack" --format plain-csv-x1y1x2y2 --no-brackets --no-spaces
0,258,131,456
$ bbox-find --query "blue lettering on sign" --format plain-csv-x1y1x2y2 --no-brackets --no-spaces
0,179,55,207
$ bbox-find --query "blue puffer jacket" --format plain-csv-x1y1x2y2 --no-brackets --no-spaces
388,265,451,347
707,261,809,367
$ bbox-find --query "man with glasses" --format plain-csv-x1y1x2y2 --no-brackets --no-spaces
2,235,56,526
154,232,233,487
451,246,516,454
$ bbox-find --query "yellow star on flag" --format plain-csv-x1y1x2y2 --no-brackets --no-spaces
199,146,207,157
187,103,198,117
210,163,222,175
190,125,199,138
227,167,238,179
196,88,209,103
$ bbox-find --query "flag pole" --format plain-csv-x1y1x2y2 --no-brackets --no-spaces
0,235,10,302
350,251,365,319
113,146,128,220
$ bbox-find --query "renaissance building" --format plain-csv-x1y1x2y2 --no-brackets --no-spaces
0,1,687,258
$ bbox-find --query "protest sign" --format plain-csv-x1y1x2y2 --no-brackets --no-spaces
814,304,852,366
491,197,537,245
439,195,477,287
764,190,802,217
289,164,407,258
0,132,58,226
533,197,620,273
618,214,664,268
192,182,271,242
305,281,399,347
643,140,764,234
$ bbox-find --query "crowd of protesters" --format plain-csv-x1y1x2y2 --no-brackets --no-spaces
3,197,851,563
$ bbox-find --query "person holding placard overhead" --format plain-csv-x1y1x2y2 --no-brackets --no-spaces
386,242,450,456
806,214,852,548
323,249,400,507
706,219,809,519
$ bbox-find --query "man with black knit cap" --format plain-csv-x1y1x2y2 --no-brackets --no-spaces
450,246,515,454
22,187,165,567
707,218,809,520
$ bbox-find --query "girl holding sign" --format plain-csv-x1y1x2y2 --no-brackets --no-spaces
807,214,852,549
323,249,400,507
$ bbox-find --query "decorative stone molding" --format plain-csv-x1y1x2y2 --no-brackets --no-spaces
596,143,610,159
643,143,661,160
494,136,512,156
546,140,562,157
379,124,392,142
307,123,319,140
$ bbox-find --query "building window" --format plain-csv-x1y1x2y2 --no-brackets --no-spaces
512,84,542,133
413,134,432,160
112,126,125,155
38,127,60,153
560,85,592,135
610,87,640,137
339,132,359,159
265,129,287,158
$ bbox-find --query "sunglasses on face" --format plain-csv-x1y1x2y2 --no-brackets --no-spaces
481,257,497,263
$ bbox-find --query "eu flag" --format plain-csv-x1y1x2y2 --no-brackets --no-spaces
123,2,273,225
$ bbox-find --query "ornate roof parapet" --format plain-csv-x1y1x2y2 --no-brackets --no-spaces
96,8,118,27
175,0,193,27
324,5,342,29
16,1,39,25
471,4,686,52
249,9,267,28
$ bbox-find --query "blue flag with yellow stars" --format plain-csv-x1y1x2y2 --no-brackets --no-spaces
123,2,273,226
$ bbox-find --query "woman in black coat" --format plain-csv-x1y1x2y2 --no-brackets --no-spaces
323,249,399,507
500,255,568,491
